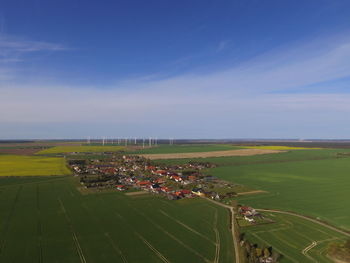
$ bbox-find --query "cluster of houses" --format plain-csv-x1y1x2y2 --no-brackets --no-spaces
238,206,261,223
69,155,238,201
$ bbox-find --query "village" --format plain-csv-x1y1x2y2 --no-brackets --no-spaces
68,154,240,202
68,153,281,263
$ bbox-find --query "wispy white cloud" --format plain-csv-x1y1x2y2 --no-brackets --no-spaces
0,34,67,82
1,32,350,138
0,35,66,53
216,40,230,52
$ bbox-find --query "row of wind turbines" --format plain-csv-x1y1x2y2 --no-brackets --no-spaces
86,137,175,148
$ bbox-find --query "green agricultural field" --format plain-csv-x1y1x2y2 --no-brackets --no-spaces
0,155,71,176
242,212,348,263
129,144,240,154
0,176,234,263
37,145,125,154
194,149,350,231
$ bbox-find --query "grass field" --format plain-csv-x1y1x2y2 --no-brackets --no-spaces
0,176,234,263
37,146,125,154
141,149,350,231
0,155,71,176
242,212,347,263
141,147,350,262
207,150,350,230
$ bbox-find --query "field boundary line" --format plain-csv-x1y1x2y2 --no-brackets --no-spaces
135,233,171,263
256,209,350,237
269,231,298,249
288,216,337,238
36,185,43,263
0,186,22,255
159,209,216,245
213,209,220,263
81,196,130,263
104,233,128,263
135,209,212,263
237,190,268,196
58,198,87,263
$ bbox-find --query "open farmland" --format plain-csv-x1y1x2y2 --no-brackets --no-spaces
195,149,350,231
37,146,125,155
129,144,241,154
0,176,234,263
0,155,71,176
242,212,348,263
139,149,284,160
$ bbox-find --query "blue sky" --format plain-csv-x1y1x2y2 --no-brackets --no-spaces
1,0,350,139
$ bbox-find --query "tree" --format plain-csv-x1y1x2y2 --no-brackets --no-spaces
264,247,271,258
256,248,262,257
345,239,350,250
249,246,257,263
272,250,281,262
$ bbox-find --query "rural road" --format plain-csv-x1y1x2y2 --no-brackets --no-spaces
256,209,350,237
203,201,350,263
203,198,241,263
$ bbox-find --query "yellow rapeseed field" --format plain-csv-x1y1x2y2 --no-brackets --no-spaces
0,155,72,176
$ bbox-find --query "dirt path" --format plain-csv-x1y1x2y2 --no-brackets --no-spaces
202,197,241,263
256,209,350,237
125,191,149,196
302,241,318,262
237,190,268,196
139,149,284,160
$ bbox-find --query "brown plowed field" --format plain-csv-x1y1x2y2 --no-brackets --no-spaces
139,149,285,160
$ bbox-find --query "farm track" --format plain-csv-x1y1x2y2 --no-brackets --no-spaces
58,198,87,263
80,195,129,263
159,209,216,245
0,186,22,255
135,233,171,263
104,233,128,263
135,209,212,263
237,190,267,196
302,241,318,262
202,197,240,263
36,185,43,263
213,210,220,263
